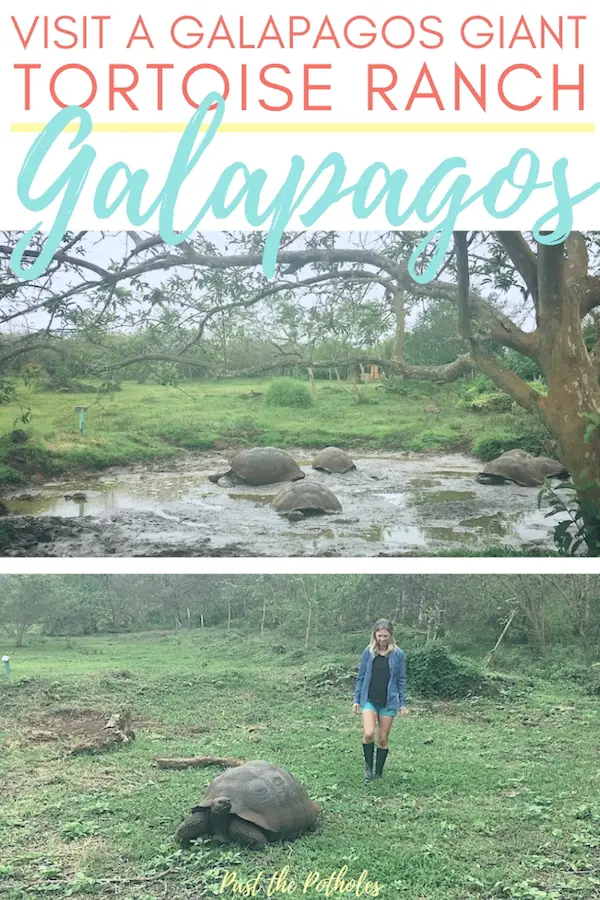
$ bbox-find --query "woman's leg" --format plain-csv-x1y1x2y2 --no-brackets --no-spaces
374,715,394,778
361,707,377,781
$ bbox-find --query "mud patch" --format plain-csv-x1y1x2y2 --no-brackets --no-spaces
4,709,144,751
0,450,568,557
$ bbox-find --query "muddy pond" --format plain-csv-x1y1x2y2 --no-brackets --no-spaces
1,450,563,556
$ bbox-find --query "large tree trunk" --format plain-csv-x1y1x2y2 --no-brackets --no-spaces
455,233,600,555
536,247,600,515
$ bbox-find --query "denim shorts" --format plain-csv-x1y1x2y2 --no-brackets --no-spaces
362,701,396,718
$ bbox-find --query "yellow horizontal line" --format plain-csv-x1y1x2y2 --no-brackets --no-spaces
10,121,596,134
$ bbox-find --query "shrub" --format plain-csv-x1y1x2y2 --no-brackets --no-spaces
585,665,600,696
460,374,498,398
503,349,544,382
265,378,313,409
406,643,497,699
0,465,26,485
304,664,356,692
460,392,514,413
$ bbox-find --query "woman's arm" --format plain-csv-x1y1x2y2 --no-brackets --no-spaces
353,649,368,705
395,650,407,708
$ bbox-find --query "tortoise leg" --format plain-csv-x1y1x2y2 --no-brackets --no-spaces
210,798,232,845
229,818,268,850
175,809,210,847
208,470,230,484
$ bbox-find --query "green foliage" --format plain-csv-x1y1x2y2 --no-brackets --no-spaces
378,375,411,395
0,465,25,485
584,665,600,696
537,480,600,556
305,663,356,692
0,378,560,478
528,380,548,396
503,350,544,383
265,378,313,408
461,392,514,413
0,439,65,477
459,375,545,413
404,301,468,366
460,374,498,397
1,629,599,900
582,411,600,443
406,643,497,699
459,376,513,412
472,417,556,461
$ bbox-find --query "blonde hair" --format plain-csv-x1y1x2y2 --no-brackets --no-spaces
368,618,398,655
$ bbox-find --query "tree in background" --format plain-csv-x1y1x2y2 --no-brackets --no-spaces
2,574,594,662
0,575,52,647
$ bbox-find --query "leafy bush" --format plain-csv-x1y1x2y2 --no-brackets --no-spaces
537,481,600,557
265,378,313,409
503,350,544,382
406,643,497,699
0,465,26,485
0,441,64,477
305,664,356,692
460,374,498,398
529,380,548,396
460,392,514,413
584,665,600,696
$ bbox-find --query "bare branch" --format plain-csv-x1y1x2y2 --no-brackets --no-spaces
495,232,539,303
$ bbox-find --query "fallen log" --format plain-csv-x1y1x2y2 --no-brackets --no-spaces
154,755,245,770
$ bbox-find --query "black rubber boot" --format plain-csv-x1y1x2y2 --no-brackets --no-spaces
362,742,374,782
374,747,388,779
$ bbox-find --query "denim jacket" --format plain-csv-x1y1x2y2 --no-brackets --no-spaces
353,647,407,710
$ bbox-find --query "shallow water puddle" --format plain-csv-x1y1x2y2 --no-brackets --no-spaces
414,490,477,503
4,451,566,556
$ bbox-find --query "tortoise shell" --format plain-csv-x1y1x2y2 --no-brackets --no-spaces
312,447,356,474
477,450,569,486
271,481,342,515
229,447,305,486
195,761,318,838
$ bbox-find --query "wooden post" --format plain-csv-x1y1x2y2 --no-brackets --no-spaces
485,603,518,667
305,605,312,649
261,596,267,635
307,367,317,398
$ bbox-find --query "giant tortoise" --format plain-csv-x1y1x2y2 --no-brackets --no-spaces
271,480,342,520
312,447,356,474
175,760,320,850
476,449,570,487
208,447,305,486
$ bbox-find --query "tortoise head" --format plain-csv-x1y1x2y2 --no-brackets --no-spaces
211,797,232,815
476,473,506,485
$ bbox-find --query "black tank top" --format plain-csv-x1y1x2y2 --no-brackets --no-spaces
368,653,390,707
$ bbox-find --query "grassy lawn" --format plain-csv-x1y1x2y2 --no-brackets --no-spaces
0,379,549,483
1,632,598,899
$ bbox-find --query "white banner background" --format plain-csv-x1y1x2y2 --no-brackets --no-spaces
1,0,599,234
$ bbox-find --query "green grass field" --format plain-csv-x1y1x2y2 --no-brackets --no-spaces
1,632,598,899
0,379,551,483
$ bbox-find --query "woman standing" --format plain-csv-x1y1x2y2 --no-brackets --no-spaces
353,619,408,782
